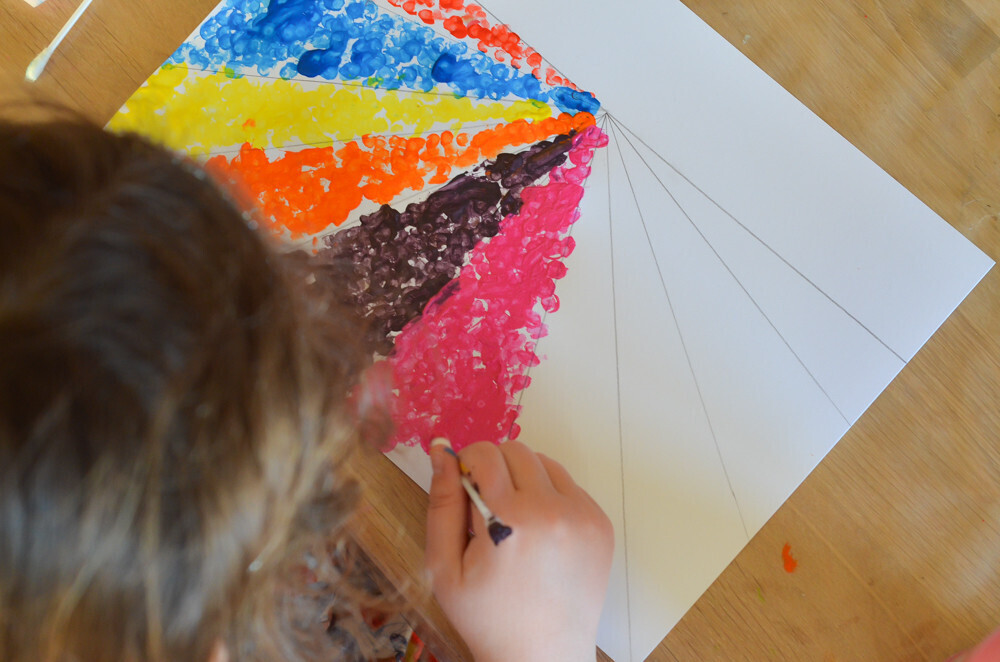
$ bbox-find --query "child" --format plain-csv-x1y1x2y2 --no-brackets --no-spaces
0,113,614,661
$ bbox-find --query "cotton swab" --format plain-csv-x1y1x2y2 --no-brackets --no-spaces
431,438,514,545
25,0,95,82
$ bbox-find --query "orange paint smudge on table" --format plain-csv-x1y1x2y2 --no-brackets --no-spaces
782,542,798,573
242,118,256,129
207,113,596,238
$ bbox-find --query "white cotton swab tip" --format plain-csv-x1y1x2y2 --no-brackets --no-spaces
25,0,95,82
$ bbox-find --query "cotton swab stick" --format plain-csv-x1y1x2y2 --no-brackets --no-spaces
431,438,513,545
25,0,95,82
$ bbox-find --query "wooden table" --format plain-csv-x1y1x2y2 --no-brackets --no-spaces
3,0,998,659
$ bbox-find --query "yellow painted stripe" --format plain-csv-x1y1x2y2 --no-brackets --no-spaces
109,65,553,155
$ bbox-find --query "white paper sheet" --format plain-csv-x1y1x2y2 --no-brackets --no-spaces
390,1,993,659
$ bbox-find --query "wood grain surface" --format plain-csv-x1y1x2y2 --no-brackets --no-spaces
2,0,997,660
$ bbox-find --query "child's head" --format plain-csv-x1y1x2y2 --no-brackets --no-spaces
0,113,372,661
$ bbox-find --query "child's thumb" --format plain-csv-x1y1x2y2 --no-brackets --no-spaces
425,438,467,591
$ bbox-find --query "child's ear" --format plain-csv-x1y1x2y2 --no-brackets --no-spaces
208,639,229,662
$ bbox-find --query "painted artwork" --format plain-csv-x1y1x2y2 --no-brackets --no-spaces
111,0,605,453
112,0,993,660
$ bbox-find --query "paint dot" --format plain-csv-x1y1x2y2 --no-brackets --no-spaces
782,543,798,573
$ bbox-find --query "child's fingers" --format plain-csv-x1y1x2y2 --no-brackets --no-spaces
458,441,514,502
425,439,468,590
536,452,580,496
498,440,552,492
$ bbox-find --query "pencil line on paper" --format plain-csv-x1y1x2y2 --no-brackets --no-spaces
605,121,635,660
372,0,476,47
609,120,750,541
173,64,552,105
610,115,851,425
370,0,583,97
200,121,522,155
250,170,498,245
507,116,605,441
274,181,462,247
612,119,905,365
458,2,587,100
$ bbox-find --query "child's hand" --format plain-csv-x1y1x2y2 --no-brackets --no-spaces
425,439,614,662
947,626,1000,662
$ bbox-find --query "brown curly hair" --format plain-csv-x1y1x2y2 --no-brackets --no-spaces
0,111,385,661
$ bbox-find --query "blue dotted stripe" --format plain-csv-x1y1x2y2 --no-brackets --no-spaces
169,0,600,115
